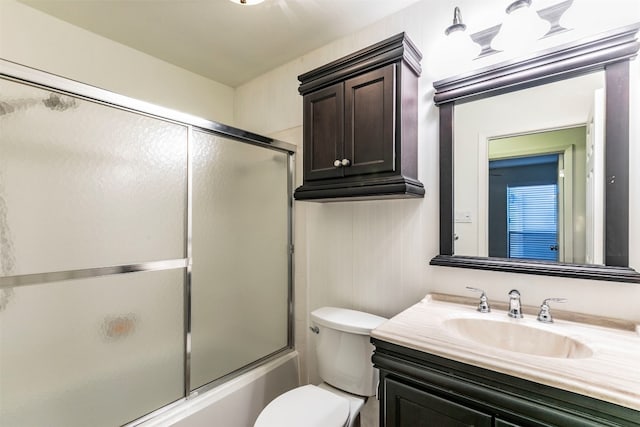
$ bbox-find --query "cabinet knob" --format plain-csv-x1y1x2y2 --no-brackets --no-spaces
334,159,342,167
341,158,351,167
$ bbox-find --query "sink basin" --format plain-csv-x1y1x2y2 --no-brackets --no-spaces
444,318,593,359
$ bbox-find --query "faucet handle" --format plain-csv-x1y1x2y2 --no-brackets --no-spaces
466,286,491,313
537,298,567,323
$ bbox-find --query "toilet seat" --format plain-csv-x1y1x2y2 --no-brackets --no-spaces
254,384,350,427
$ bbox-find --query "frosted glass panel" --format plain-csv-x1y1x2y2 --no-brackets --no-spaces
190,131,289,390
0,269,185,426
0,79,187,276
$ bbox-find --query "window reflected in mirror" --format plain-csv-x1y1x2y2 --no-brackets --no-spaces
454,71,605,265
489,153,560,262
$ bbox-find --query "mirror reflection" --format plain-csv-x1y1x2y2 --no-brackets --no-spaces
454,71,605,265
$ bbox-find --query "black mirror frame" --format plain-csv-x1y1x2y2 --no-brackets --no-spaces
431,23,640,283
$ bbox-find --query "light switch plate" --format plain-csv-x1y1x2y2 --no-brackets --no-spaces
455,211,472,223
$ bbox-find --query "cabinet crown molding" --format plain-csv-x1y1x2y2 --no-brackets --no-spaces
298,32,422,95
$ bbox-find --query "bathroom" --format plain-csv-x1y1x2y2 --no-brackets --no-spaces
0,0,639,426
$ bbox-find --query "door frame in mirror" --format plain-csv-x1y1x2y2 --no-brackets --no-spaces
431,23,640,283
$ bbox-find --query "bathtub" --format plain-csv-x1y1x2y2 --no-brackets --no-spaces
139,351,299,427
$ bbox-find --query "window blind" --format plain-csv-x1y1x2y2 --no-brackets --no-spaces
507,184,558,261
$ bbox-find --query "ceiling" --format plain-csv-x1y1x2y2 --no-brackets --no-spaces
20,0,423,87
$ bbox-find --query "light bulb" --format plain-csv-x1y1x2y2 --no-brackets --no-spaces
441,7,481,73
447,30,481,60
492,0,550,53
560,0,598,32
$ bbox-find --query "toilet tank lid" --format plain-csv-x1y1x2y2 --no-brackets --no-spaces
310,307,387,335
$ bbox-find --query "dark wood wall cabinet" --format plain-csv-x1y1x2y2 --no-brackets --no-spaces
373,339,640,427
294,33,424,201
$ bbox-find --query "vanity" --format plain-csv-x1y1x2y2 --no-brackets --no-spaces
375,22,640,426
371,294,640,426
368,20,640,427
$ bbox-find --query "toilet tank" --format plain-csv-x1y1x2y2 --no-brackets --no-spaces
310,307,387,397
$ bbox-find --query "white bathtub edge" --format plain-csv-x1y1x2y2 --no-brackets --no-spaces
140,350,299,427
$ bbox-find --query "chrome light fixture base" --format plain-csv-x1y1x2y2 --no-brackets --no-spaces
445,7,467,36
506,0,532,14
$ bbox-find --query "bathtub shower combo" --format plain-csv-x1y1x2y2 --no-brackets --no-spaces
0,60,294,426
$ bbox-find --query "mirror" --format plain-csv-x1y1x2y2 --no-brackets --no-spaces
454,72,604,265
431,24,640,282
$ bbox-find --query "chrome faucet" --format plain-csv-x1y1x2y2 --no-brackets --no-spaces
537,298,567,323
508,289,523,318
466,286,491,313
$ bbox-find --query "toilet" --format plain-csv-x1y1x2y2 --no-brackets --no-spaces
254,307,387,427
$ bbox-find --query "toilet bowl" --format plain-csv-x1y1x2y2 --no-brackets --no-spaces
254,307,387,427
254,383,364,427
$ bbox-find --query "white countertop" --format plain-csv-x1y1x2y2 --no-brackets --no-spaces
371,294,640,411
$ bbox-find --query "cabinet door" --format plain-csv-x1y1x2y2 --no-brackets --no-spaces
303,82,344,181
385,378,492,427
344,63,396,176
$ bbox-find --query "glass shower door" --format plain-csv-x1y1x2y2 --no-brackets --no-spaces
0,79,187,426
0,66,293,425
190,130,290,390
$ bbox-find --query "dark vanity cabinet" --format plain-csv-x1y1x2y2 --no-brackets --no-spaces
373,339,640,427
294,33,424,201
385,377,493,426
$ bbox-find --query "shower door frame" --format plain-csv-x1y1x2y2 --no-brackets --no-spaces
0,59,296,425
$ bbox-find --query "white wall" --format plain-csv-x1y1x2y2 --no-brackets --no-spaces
234,4,640,425
0,0,235,124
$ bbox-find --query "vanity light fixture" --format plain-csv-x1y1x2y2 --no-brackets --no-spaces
559,0,586,32
445,6,467,35
445,0,574,60
444,7,481,60
491,0,550,52
539,0,574,36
